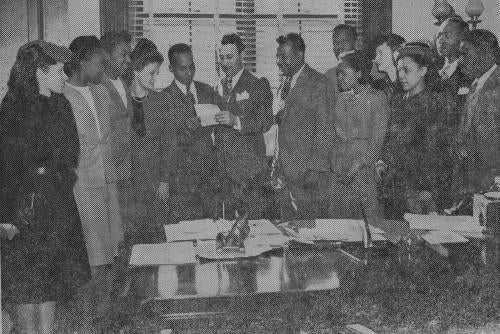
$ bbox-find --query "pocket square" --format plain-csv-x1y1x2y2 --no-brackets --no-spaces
236,91,250,101
458,87,470,95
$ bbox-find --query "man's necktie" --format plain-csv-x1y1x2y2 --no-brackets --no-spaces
186,82,196,106
223,77,232,99
280,76,292,101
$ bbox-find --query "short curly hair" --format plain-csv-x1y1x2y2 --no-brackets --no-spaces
100,31,132,54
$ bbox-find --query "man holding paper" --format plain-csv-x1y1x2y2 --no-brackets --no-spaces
214,33,274,219
144,43,220,224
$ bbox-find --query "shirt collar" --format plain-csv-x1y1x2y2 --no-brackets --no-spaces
472,64,498,93
338,49,355,61
290,64,306,89
225,67,244,89
439,57,459,79
175,79,197,102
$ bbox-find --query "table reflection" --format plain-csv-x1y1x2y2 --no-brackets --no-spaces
154,247,357,299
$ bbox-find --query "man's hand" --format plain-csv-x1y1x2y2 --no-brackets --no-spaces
303,170,320,189
215,110,237,126
157,182,170,202
185,116,201,131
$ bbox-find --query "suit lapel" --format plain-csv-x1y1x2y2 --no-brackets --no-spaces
90,84,110,134
103,76,127,112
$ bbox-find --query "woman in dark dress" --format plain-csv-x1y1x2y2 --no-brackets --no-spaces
378,44,453,218
129,39,167,242
0,40,90,333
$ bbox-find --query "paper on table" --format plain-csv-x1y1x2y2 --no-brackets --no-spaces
404,213,483,232
165,219,218,242
129,242,196,266
195,104,220,127
422,231,468,245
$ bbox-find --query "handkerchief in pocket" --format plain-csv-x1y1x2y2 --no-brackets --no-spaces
236,91,250,101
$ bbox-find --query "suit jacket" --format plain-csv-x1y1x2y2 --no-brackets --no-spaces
63,84,117,188
278,64,333,182
215,69,273,183
143,80,217,187
437,67,472,131
457,66,500,192
101,75,133,181
325,66,339,110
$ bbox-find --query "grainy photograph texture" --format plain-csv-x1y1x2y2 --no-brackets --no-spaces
0,0,500,333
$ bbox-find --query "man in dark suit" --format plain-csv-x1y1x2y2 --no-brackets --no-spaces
145,43,220,224
275,33,333,219
214,33,274,219
452,29,500,199
100,31,134,234
324,24,357,105
435,17,472,129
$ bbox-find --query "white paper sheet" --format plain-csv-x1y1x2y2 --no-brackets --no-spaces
422,231,468,245
195,104,220,127
165,219,218,242
404,214,483,232
129,242,196,266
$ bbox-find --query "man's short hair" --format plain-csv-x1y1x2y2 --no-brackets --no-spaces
100,31,132,54
462,29,499,54
168,43,192,65
333,24,357,43
373,33,406,50
221,33,245,54
276,33,306,53
443,16,470,34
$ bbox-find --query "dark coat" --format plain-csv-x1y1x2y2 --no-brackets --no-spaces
0,92,90,303
453,66,500,193
215,69,273,183
382,89,453,204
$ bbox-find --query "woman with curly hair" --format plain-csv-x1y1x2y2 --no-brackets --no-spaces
0,40,90,333
128,39,167,242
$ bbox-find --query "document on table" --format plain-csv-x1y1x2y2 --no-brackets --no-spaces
422,231,468,245
164,219,218,242
404,214,483,232
129,242,196,266
195,104,220,127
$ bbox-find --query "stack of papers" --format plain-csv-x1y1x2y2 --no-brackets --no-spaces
129,242,196,266
404,214,483,233
421,231,468,245
297,219,386,242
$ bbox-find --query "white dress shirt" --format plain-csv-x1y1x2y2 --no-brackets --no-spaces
109,78,128,108
175,79,198,104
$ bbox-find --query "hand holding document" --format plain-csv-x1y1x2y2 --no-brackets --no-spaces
195,104,220,127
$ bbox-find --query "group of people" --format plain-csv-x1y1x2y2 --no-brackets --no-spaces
0,14,499,333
